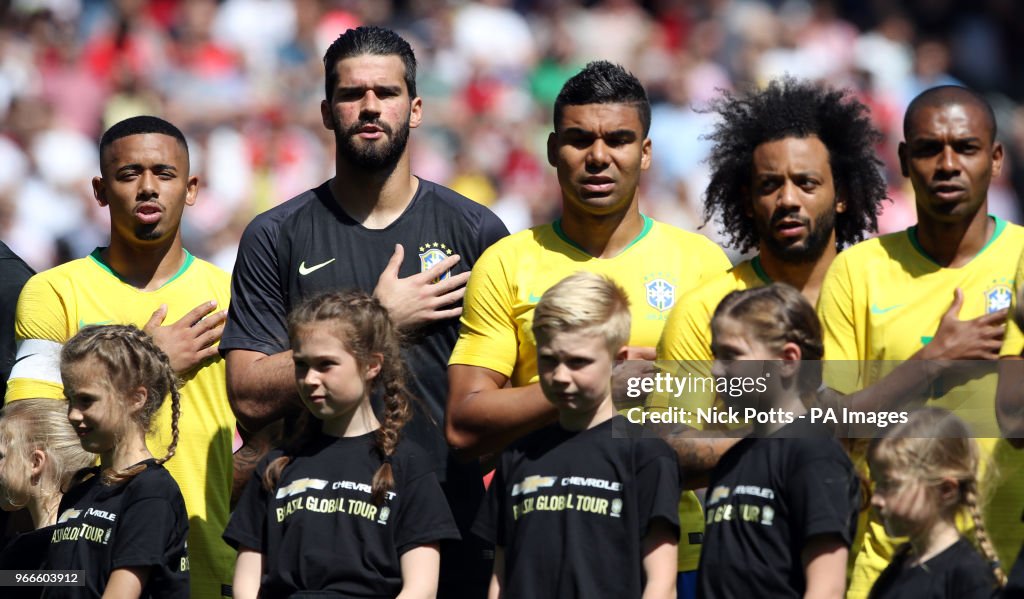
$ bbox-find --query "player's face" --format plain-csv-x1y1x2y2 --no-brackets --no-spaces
749,136,843,264
64,358,133,460
548,103,652,218
899,102,1003,224
536,330,618,427
869,463,939,539
321,54,422,170
292,327,380,427
93,133,197,245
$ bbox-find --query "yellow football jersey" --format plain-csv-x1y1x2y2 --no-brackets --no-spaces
817,217,1024,599
1002,248,1024,356
7,249,236,599
450,216,731,572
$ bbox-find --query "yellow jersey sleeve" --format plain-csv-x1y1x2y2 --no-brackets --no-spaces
449,239,519,377
6,273,70,402
1002,248,1024,356
817,251,863,395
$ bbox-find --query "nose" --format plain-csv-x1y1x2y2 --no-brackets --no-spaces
67,405,82,426
937,145,958,174
137,170,158,199
585,139,611,172
551,363,572,386
776,180,801,209
870,491,884,510
360,90,383,119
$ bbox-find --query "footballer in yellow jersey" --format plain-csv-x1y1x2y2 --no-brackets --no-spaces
7,250,236,598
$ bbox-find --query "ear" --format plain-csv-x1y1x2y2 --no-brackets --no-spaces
615,345,629,362
92,176,108,208
185,175,199,207
640,137,652,171
546,132,558,167
936,477,960,507
778,341,803,379
320,99,334,132
129,387,148,414
409,96,423,130
364,353,383,382
992,141,1004,178
897,142,909,178
835,191,847,214
29,449,47,481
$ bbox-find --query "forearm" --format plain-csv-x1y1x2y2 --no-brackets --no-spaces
226,350,302,432
841,353,940,414
446,382,557,458
997,357,1024,446
647,422,740,489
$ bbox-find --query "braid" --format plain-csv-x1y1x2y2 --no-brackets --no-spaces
155,372,181,467
262,411,320,491
371,360,412,505
964,480,1006,586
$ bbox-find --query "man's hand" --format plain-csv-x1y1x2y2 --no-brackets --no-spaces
612,346,656,411
921,288,1007,362
144,300,226,375
374,244,471,330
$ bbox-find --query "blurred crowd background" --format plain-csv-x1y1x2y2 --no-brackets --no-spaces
4,0,1024,272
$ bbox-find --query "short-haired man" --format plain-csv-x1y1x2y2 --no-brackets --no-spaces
220,26,507,597
7,115,235,597
447,60,730,588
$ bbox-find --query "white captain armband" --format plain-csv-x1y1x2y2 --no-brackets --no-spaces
8,338,63,385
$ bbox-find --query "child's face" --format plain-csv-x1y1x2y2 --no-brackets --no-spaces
0,437,29,512
536,330,616,418
869,463,938,539
63,358,129,457
710,316,785,406
292,327,377,424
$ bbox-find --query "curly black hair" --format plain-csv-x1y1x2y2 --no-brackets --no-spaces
703,78,888,253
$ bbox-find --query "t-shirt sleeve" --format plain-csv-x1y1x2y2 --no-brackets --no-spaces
651,287,716,415
694,237,732,283
223,459,272,552
220,217,289,356
1002,249,1024,357
6,274,68,402
635,440,681,538
471,458,506,547
393,451,461,555
111,497,187,569
477,209,510,252
817,253,862,394
787,445,859,546
448,241,518,376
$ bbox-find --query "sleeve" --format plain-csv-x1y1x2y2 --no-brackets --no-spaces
471,459,506,547
448,240,519,376
219,216,290,356
222,459,272,552
635,440,682,538
6,274,69,403
816,253,863,394
694,237,732,283
787,444,859,546
651,287,715,414
476,208,510,253
392,451,461,555
1001,249,1024,357
111,496,187,569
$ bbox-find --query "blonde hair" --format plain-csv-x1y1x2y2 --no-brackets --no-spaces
264,291,412,506
0,399,96,509
531,272,631,353
59,325,182,485
869,408,1005,586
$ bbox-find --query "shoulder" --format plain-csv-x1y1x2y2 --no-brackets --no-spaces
185,256,231,287
239,185,325,245
418,179,500,221
123,463,185,503
390,437,440,482
648,221,726,254
833,233,901,268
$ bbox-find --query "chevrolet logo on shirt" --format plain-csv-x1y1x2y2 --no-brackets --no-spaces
57,508,82,523
275,477,329,499
511,475,557,496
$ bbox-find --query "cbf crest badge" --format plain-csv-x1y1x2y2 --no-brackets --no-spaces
419,242,453,282
985,280,1013,314
644,274,676,312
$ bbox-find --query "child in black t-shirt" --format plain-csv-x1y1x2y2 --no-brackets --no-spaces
224,291,460,598
473,272,680,599
697,284,860,599
0,400,95,598
868,408,1004,599
48,325,190,599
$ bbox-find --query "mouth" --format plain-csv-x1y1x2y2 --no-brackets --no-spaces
931,183,966,202
75,427,91,439
134,202,163,225
354,123,386,140
774,218,808,239
580,176,615,195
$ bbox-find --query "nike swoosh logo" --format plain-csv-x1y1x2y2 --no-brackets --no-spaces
78,319,113,329
298,259,336,276
869,304,904,315
528,293,543,303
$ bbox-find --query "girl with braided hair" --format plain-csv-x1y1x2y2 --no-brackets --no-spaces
48,324,189,598
868,408,1004,599
698,283,860,599
225,290,459,599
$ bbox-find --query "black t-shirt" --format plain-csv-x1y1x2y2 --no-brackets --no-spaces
473,417,680,599
0,525,53,599
697,420,859,599
0,240,34,402
870,538,998,599
223,431,461,598
221,178,508,480
45,462,190,599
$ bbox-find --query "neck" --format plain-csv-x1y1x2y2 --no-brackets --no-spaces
27,491,61,529
330,154,418,230
559,202,644,259
751,391,807,436
914,210,992,268
101,430,153,473
757,243,838,306
321,400,381,438
908,518,960,566
559,397,616,432
102,235,186,291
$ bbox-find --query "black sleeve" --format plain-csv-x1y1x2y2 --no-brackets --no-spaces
471,460,506,547
393,451,461,555
111,497,186,569
223,459,272,552
635,439,682,538
476,209,510,253
220,215,290,356
787,446,859,546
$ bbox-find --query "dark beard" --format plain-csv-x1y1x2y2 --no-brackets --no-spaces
756,208,836,264
334,115,410,171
